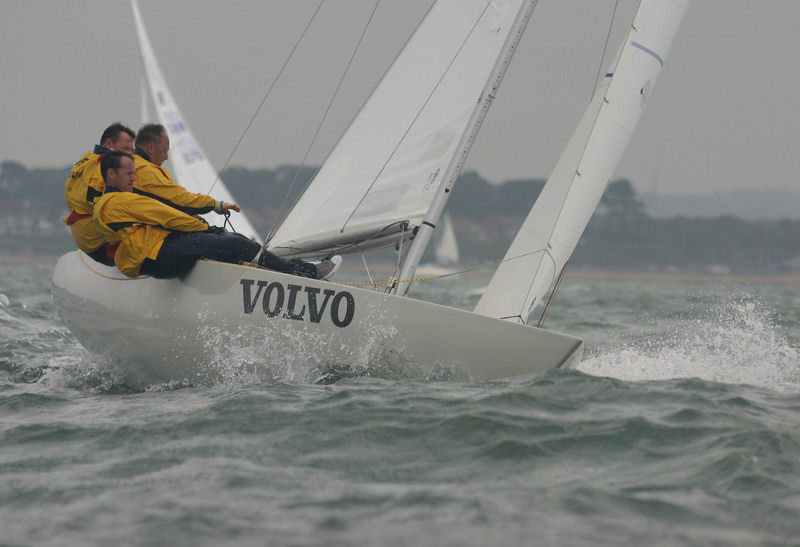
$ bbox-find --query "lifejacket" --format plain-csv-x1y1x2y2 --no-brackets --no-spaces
93,190,208,277
133,150,222,215
63,145,110,253
64,145,107,215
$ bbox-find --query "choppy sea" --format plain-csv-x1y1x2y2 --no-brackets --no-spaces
2,259,800,546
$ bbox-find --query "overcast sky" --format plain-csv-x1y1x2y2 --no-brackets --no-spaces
1,0,798,197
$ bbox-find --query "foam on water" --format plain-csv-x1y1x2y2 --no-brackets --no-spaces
576,295,800,391
193,303,429,387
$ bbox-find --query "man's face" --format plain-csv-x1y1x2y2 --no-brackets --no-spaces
108,157,136,192
149,133,170,165
109,132,134,153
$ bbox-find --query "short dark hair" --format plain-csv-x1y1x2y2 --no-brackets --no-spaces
99,123,135,145
101,151,134,183
135,123,166,148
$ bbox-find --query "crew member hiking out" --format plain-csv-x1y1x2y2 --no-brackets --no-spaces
63,123,135,265
93,151,340,280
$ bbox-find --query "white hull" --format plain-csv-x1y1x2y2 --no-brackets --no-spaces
52,251,582,386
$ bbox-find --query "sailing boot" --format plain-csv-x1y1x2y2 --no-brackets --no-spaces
315,255,342,280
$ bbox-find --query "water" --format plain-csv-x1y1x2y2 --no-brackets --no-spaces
2,260,800,545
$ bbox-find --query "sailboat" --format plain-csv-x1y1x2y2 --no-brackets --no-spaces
417,214,461,276
51,0,687,386
434,214,460,268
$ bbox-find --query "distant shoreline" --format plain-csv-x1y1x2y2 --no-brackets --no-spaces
564,268,800,285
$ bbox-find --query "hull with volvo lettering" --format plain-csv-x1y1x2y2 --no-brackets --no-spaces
52,251,583,386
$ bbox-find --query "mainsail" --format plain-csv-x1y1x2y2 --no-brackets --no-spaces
268,0,536,259
131,0,261,241
474,0,688,324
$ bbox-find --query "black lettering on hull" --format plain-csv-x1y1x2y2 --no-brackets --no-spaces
331,292,355,328
263,282,284,317
240,278,355,328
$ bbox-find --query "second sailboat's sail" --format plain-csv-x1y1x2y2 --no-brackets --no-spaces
131,0,261,241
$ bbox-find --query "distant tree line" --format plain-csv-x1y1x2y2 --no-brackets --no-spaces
2,160,799,273
574,180,800,273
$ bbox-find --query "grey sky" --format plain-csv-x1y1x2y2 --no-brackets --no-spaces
1,0,798,197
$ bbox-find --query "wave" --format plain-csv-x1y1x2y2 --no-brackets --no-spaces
576,295,800,391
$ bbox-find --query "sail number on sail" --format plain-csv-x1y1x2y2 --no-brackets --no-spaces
240,279,355,327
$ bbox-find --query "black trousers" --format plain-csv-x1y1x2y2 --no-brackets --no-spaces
140,231,317,279
141,231,260,279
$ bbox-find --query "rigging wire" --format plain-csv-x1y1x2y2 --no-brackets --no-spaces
205,0,325,195
263,2,435,261
590,0,621,99
536,260,569,328
361,254,377,290
338,267,476,288
267,0,383,242
341,0,494,233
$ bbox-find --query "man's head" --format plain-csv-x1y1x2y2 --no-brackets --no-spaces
101,151,136,192
136,123,169,165
99,123,135,153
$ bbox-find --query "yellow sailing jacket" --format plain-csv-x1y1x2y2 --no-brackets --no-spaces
63,146,109,253
134,151,222,215
93,190,208,277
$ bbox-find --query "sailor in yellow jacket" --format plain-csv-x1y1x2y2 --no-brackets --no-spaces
63,123,135,265
94,151,339,280
132,123,237,217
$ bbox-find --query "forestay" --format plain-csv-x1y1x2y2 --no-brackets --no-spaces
131,0,261,241
475,0,688,324
268,0,533,259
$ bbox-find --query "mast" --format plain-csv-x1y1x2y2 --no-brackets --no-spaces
390,0,539,296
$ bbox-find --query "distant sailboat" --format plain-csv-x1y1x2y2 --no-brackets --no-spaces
52,0,687,385
435,214,460,266
417,213,461,276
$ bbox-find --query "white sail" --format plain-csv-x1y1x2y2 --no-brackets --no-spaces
435,214,460,265
475,0,688,323
139,77,149,124
131,0,261,242
268,0,535,258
